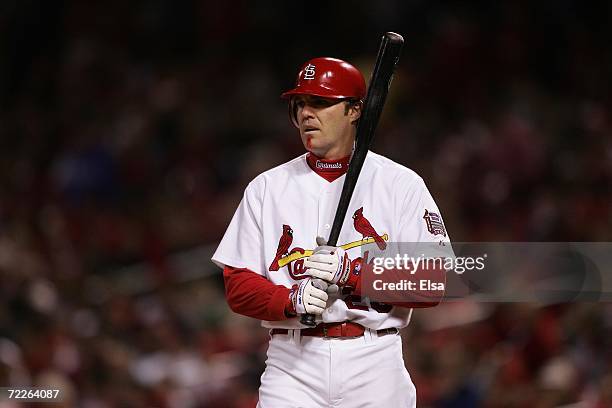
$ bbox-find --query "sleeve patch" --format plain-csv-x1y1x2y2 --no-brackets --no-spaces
423,209,447,237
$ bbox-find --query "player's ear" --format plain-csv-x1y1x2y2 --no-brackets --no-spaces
348,100,362,124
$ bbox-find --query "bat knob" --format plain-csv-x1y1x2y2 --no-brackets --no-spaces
300,313,318,327
384,32,404,44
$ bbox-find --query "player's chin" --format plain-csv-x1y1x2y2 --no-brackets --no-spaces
302,134,316,151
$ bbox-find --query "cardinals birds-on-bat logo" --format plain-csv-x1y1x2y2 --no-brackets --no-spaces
353,207,387,250
268,211,387,273
269,224,293,271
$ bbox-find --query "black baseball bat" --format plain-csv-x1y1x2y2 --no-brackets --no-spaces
301,32,404,327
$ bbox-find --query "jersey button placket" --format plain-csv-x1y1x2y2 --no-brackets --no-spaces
318,185,333,238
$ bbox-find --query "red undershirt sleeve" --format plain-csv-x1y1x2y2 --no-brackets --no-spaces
223,265,294,321
349,264,442,309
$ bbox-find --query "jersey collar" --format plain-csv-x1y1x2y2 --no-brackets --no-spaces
306,152,350,182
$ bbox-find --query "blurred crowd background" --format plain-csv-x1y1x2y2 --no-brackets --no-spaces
1,0,611,407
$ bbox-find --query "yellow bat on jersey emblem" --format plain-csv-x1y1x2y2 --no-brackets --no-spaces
277,234,389,268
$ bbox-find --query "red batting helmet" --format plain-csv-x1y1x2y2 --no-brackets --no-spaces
281,57,366,100
282,57,366,127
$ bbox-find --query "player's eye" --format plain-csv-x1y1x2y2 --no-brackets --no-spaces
311,98,334,108
294,99,306,109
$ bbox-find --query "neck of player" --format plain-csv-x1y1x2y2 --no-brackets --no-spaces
310,132,355,160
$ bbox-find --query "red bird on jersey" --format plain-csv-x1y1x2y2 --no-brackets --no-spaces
353,207,386,250
269,224,293,271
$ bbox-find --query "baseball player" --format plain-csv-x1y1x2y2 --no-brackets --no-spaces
212,57,451,407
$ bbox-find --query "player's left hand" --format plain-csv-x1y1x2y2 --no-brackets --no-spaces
304,237,352,286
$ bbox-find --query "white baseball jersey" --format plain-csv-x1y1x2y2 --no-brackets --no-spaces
212,150,451,330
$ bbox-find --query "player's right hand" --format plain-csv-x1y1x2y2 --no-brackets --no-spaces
290,278,328,315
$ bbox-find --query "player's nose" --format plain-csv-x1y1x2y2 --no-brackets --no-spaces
298,104,316,122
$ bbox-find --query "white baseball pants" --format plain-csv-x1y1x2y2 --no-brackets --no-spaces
256,329,417,408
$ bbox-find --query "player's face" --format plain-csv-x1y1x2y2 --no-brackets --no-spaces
293,95,361,159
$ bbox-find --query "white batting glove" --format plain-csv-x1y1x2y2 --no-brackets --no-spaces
303,237,351,286
289,278,329,315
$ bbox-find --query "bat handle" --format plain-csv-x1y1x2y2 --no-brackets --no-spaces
300,313,317,327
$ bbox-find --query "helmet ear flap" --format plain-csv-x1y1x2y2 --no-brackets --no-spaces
288,97,299,128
